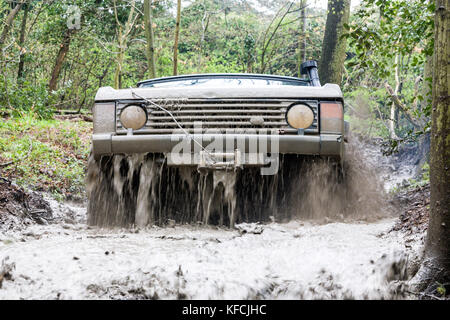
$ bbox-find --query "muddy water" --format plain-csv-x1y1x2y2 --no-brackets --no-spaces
86,153,239,228
87,138,391,228
0,211,410,300
0,138,421,300
289,140,390,222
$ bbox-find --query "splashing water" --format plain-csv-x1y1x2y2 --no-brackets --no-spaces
0,138,418,300
86,138,392,228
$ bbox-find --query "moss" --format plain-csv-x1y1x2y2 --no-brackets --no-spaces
319,0,351,84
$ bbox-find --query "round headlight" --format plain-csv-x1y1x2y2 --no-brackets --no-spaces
120,105,147,130
286,104,314,129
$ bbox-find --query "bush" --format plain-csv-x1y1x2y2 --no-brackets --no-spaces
0,78,56,119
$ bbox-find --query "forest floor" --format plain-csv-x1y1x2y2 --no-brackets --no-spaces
0,117,91,201
392,185,430,237
0,118,439,300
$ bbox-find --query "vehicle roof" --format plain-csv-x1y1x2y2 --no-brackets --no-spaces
137,73,309,87
95,83,343,101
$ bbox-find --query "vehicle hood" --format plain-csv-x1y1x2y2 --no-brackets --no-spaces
95,84,343,101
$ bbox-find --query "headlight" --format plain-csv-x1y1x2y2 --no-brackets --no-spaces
120,105,147,130
286,104,314,129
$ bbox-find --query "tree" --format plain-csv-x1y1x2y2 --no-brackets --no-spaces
49,28,74,92
319,0,350,84
197,0,211,69
17,2,30,82
420,0,450,297
0,0,329,115
113,0,139,89
47,1,87,92
344,0,435,141
0,1,25,47
259,1,294,73
173,0,181,75
297,0,307,76
144,0,156,79
387,53,401,139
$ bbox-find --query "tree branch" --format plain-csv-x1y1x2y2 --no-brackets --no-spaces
385,83,421,129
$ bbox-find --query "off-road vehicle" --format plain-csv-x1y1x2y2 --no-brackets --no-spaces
88,61,347,227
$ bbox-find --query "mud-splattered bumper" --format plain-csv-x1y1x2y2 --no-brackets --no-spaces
92,133,343,159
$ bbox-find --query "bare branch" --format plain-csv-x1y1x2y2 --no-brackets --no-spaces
385,83,421,129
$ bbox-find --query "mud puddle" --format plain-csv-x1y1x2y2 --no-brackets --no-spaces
0,209,410,299
0,137,423,300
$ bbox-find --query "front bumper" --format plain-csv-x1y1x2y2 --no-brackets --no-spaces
92,133,343,159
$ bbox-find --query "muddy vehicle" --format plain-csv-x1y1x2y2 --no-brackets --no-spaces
88,61,348,228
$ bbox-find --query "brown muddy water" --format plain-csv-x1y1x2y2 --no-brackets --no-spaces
86,139,389,229
0,138,423,299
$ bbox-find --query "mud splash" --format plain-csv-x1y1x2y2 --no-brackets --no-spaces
0,217,412,300
86,139,391,228
0,137,421,300
289,140,390,222
86,153,239,228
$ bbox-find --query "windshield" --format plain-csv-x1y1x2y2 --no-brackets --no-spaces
139,77,309,88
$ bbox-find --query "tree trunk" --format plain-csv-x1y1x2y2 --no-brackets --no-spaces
319,0,351,85
113,0,136,88
245,34,255,73
173,0,181,75
144,0,157,78
416,53,434,170
298,0,307,76
388,53,400,139
114,37,125,89
17,3,29,82
416,0,450,297
49,29,73,92
0,2,24,47
198,6,210,69
422,53,434,111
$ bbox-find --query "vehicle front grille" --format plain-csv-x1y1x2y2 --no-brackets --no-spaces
116,99,319,135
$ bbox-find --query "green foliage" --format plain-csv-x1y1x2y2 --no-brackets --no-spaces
341,0,434,143
436,283,447,297
343,0,434,78
0,0,329,116
0,0,436,160
0,116,91,200
344,87,391,138
0,79,55,119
